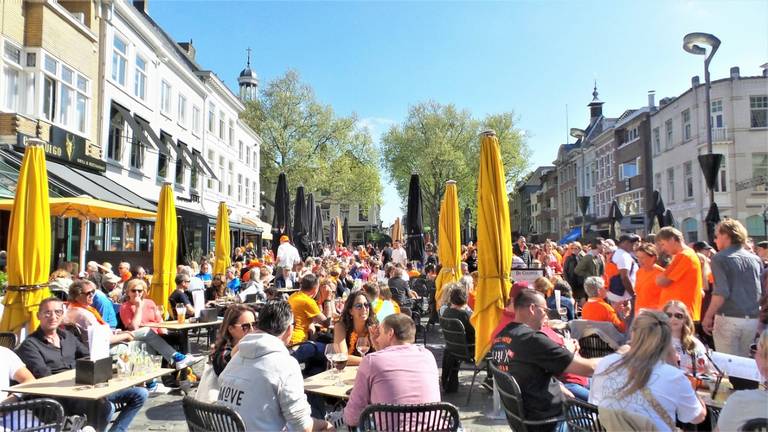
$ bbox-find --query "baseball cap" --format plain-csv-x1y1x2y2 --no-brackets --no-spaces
692,241,714,252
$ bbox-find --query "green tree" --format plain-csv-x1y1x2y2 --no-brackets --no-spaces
241,70,382,207
381,101,530,230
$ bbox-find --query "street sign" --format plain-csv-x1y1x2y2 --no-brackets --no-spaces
735,175,767,191
511,268,546,285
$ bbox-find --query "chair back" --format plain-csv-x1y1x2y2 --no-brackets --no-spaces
0,397,65,432
564,397,605,432
578,333,615,359
440,317,474,363
569,319,626,345
708,405,722,431
740,418,768,432
489,362,530,432
358,402,460,432
182,396,246,432
0,331,17,349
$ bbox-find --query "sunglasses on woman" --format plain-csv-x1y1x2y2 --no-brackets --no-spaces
665,312,685,320
353,303,370,310
238,322,256,332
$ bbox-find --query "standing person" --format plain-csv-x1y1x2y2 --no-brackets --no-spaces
563,242,584,300
391,241,408,267
276,235,302,273
574,240,605,302
215,301,334,431
343,314,441,427
702,219,762,357
381,242,393,267
634,243,664,315
612,234,640,299
655,227,703,321
514,236,532,267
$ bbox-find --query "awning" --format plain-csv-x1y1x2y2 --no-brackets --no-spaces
192,149,217,180
159,131,178,160
558,227,582,244
176,140,193,166
133,114,165,154
0,197,155,221
243,217,271,240
111,102,146,148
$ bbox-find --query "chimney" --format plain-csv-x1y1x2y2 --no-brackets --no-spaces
133,0,148,13
730,66,740,79
691,76,700,87
178,40,196,62
647,90,656,108
762,63,768,77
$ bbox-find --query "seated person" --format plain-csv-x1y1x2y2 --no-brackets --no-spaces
225,267,241,294
663,300,715,375
589,311,706,430
441,286,474,393
344,314,441,427
387,268,417,307
375,284,400,322
491,289,599,431
314,278,337,320
64,280,133,345
548,278,576,321
16,297,148,432
238,268,266,303
169,274,196,320
205,274,227,303
216,301,333,431
287,274,329,375
333,292,377,366
210,305,257,377
580,276,627,333
91,288,118,329
718,329,768,431
275,267,296,289
0,346,36,429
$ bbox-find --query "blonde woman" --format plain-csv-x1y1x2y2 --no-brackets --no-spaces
589,310,706,431
663,300,715,375
717,329,768,430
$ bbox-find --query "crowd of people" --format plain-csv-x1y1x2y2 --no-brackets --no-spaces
0,217,766,431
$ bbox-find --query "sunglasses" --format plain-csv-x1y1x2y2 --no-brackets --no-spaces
353,303,370,310
238,322,256,332
130,289,144,293
42,310,64,318
665,312,685,320
81,290,96,297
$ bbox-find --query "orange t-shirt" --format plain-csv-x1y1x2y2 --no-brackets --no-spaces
635,264,664,315
658,248,703,321
602,262,619,288
581,297,626,332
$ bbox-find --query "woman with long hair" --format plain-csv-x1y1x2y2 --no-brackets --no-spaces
210,305,257,375
205,273,227,303
589,310,706,430
663,300,715,375
333,291,377,366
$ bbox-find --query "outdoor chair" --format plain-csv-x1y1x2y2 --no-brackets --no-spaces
411,308,427,346
708,405,722,431
0,331,17,349
358,402,461,432
564,397,605,432
439,317,485,405
740,418,768,431
0,397,66,432
182,396,246,432
489,362,564,432
578,333,615,359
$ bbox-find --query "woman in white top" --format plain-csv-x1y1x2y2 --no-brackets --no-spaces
590,310,706,431
717,329,768,431
663,300,715,376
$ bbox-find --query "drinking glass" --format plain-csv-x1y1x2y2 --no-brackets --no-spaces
558,307,568,322
356,338,370,357
151,355,163,371
324,344,337,376
332,353,348,386
175,303,186,324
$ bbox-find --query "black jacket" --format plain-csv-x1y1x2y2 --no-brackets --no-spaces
16,328,89,378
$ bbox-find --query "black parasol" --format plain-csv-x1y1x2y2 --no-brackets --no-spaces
328,216,337,248
647,190,666,234
271,172,291,255
405,173,426,263
662,209,676,229
177,215,190,266
306,193,316,256
315,205,324,255
609,200,623,241
705,202,720,246
293,186,309,259
343,217,350,247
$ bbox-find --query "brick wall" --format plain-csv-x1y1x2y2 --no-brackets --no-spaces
0,0,25,45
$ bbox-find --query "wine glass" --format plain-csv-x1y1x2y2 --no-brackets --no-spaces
332,352,348,386
356,337,370,357
324,344,337,377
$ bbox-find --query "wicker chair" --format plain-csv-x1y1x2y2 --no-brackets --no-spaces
0,331,17,349
0,397,66,432
182,396,246,432
578,333,615,359
489,362,564,432
358,402,461,432
439,317,485,405
564,397,605,432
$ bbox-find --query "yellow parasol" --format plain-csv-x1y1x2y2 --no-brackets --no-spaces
0,143,52,335
391,217,403,243
149,183,177,317
434,180,462,308
213,201,231,274
469,131,512,362
335,216,344,245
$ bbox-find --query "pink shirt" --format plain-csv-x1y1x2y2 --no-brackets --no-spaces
119,299,161,333
344,344,441,425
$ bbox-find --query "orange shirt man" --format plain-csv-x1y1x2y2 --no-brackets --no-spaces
656,227,703,321
634,243,664,315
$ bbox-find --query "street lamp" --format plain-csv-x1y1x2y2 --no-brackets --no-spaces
683,32,721,208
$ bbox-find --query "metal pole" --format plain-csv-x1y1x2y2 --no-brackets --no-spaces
704,56,715,207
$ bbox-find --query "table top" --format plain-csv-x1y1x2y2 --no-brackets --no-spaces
144,320,222,331
277,288,299,293
304,366,358,400
6,368,175,400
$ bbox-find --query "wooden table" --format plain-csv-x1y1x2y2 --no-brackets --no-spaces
304,366,358,400
145,320,222,353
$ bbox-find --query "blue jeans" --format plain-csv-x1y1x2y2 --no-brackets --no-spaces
563,382,590,402
105,386,149,432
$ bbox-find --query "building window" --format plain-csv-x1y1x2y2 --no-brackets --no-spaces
245,144,250,165
711,100,723,128
157,153,169,179
107,113,123,162
752,153,768,192
134,55,146,99
177,94,187,126
321,203,331,221
746,215,766,240
218,156,225,194
713,159,727,192
228,161,234,197
192,105,201,135
207,150,215,190
684,161,693,199
111,35,127,86
619,160,638,180
2,41,22,111
357,205,369,222
238,141,244,159
228,120,234,146
237,173,243,202
624,127,638,144
190,164,199,191
129,138,143,169
666,167,675,202
41,56,89,134
652,127,661,155
654,172,662,192
682,109,691,141
219,112,225,140
160,80,171,114
42,75,56,121
244,179,250,205
751,96,768,128
208,103,215,132
683,218,698,242
665,119,673,149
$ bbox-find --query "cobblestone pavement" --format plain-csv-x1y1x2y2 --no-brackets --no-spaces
129,326,510,431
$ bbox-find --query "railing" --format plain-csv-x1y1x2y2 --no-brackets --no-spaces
712,127,729,142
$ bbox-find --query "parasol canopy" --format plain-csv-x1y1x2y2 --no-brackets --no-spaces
405,173,426,263
434,181,462,308
213,201,231,275
292,186,309,259
150,183,177,317
271,172,291,255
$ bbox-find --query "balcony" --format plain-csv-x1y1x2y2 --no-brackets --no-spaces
712,127,729,142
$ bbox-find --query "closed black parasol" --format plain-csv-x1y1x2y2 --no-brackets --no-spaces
271,172,291,255
609,200,623,241
306,193,316,256
343,217,350,247
462,206,473,245
315,205,324,255
405,173,426,263
177,215,190,266
293,186,309,259
705,202,720,246
647,190,666,234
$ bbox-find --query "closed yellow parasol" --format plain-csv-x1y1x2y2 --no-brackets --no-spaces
149,183,177,317
434,180,462,308
335,216,344,245
470,131,512,362
391,217,403,243
213,201,231,275
0,143,52,335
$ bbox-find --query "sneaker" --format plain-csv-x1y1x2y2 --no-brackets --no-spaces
146,379,158,391
173,353,204,370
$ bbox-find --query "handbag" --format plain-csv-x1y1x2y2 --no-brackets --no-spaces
194,361,220,403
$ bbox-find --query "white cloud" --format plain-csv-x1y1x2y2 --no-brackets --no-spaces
357,117,397,145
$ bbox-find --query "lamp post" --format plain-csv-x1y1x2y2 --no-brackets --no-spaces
683,32,721,207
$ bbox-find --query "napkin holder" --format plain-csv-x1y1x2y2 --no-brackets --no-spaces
75,356,113,385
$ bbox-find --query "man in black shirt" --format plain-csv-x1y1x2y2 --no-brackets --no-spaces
169,273,196,319
381,242,393,266
513,236,532,267
491,290,598,431
387,267,413,307
16,297,148,432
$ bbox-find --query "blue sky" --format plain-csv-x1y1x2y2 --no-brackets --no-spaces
151,0,768,226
